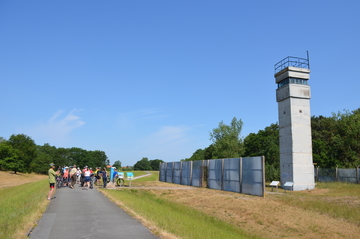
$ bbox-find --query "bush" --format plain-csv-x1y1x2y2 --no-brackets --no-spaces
265,164,280,182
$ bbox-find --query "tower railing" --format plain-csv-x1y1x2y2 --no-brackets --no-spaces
274,56,309,73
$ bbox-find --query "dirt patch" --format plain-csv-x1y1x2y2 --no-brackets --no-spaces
124,181,360,239
0,171,47,189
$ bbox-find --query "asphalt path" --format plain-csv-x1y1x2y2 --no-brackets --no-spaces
30,184,159,239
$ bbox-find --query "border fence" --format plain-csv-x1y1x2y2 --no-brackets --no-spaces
315,167,360,183
159,156,265,197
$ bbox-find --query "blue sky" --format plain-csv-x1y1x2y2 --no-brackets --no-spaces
1,1,359,166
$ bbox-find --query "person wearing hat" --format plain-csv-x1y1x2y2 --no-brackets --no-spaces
76,167,81,184
69,164,77,189
48,163,59,200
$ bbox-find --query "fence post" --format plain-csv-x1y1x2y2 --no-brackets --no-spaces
316,166,319,182
221,159,224,191
261,156,265,197
180,161,183,185
357,166,359,184
190,161,193,186
336,167,338,182
204,160,209,188
239,157,243,193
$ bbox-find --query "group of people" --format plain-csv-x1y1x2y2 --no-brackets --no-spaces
48,163,109,200
58,165,78,188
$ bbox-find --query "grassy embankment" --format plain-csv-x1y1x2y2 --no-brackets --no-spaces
0,172,48,239
102,171,258,239
1,171,359,239
101,171,360,239
269,182,360,224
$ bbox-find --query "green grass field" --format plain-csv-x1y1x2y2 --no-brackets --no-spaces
0,179,48,239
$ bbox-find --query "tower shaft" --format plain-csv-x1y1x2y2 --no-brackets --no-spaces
275,63,315,191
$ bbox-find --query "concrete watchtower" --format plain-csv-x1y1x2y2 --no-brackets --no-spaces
274,55,315,191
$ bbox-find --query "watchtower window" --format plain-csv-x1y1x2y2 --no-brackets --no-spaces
277,77,308,88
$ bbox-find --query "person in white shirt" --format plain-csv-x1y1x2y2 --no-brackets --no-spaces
82,166,91,190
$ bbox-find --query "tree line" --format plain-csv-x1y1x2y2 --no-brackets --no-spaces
133,157,164,171
184,108,360,181
0,134,109,174
1,108,358,178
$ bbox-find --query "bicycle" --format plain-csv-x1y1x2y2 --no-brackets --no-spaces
116,174,125,187
56,175,63,188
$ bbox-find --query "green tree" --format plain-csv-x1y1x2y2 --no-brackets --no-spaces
113,160,122,169
149,159,164,171
244,123,280,181
311,109,360,168
68,147,88,168
331,109,360,167
244,123,279,165
133,157,151,170
88,150,108,169
7,134,37,173
0,143,22,173
31,143,57,173
209,117,244,159
188,149,205,161
311,115,339,167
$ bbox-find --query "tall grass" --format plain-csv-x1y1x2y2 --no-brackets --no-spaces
0,179,48,239
103,189,260,239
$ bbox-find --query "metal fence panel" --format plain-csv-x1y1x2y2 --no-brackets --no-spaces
159,156,265,197
242,157,264,197
181,161,191,186
338,169,357,183
223,158,240,193
159,163,166,182
173,162,181,184
208,159,223,190
165,162,173,183
191,160,203,187
318,168,336,182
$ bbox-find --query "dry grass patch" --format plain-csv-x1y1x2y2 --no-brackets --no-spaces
0,171,47,189
122,180,360,239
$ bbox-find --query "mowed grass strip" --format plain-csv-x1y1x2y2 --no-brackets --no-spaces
103,189,260,239
132,171,159,182
0,179,48,239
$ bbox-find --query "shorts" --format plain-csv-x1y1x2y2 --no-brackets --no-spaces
50,183,55,188
84,176,91,182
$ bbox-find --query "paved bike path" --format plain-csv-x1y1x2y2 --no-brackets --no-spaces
30,185,158,239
